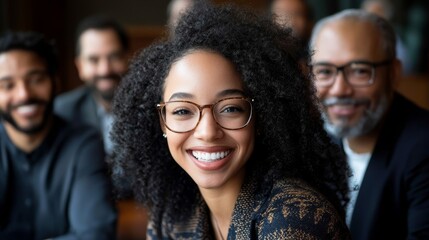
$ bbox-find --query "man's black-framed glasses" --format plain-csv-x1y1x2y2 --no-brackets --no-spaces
312,60,391,87
157,97,254,133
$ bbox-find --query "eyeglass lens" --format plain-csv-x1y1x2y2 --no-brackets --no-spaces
161,98,252,132
313,62,374,87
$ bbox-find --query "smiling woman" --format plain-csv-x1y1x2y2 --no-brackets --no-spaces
161,51,255,192
111,2,351,239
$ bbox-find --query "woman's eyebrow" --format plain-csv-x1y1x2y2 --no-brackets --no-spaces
168,89,245,101
216,89,246,98
168,92,194,101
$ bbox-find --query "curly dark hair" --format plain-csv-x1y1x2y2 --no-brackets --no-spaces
111,3,349,237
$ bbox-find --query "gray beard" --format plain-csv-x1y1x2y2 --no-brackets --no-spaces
321,95,388,138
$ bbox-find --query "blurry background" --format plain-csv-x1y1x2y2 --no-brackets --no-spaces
1,0,428,93
1,0,428,239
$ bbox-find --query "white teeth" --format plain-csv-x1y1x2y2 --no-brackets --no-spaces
16,104,38,115
192,150,230,162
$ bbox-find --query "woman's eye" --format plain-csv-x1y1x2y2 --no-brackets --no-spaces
172,108,193,115
221,106,243,113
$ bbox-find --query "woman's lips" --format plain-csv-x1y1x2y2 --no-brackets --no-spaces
188,148,233,171
191,150,231,162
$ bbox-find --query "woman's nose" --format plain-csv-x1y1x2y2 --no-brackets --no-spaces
193,108,223,141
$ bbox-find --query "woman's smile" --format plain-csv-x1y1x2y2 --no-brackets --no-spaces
163,50,255,190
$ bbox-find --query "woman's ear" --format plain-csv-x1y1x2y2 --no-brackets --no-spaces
158,115,167,138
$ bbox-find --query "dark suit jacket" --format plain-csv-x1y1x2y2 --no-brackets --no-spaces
55,86,134,197
54,86,100,130
349,93,429,240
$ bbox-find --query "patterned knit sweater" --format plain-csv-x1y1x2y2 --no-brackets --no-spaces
147,178,351,239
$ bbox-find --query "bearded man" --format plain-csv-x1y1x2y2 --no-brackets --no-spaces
0,31,116,239
55,15,129,157
310,9,429,240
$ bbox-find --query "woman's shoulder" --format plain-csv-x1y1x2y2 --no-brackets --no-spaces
256,178,351,239
270,178,333,208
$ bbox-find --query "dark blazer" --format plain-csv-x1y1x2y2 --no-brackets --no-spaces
55,86,134,196
54,86,100,130
349,93,429,240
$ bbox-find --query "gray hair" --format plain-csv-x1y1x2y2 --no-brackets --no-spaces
309,9,396,60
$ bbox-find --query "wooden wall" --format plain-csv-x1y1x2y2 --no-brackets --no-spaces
397,75,429,110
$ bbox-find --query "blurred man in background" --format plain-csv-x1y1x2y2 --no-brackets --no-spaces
55,15,128,159
310,9,429,239
0,31,116,239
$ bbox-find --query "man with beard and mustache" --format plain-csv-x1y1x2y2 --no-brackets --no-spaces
310,9,429,240
53,17,143,236
0,32,117,239
54,15,128,158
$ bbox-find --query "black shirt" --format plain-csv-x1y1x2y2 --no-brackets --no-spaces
0,116,117,240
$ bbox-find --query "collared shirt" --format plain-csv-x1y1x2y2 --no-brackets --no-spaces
0,116,117,240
